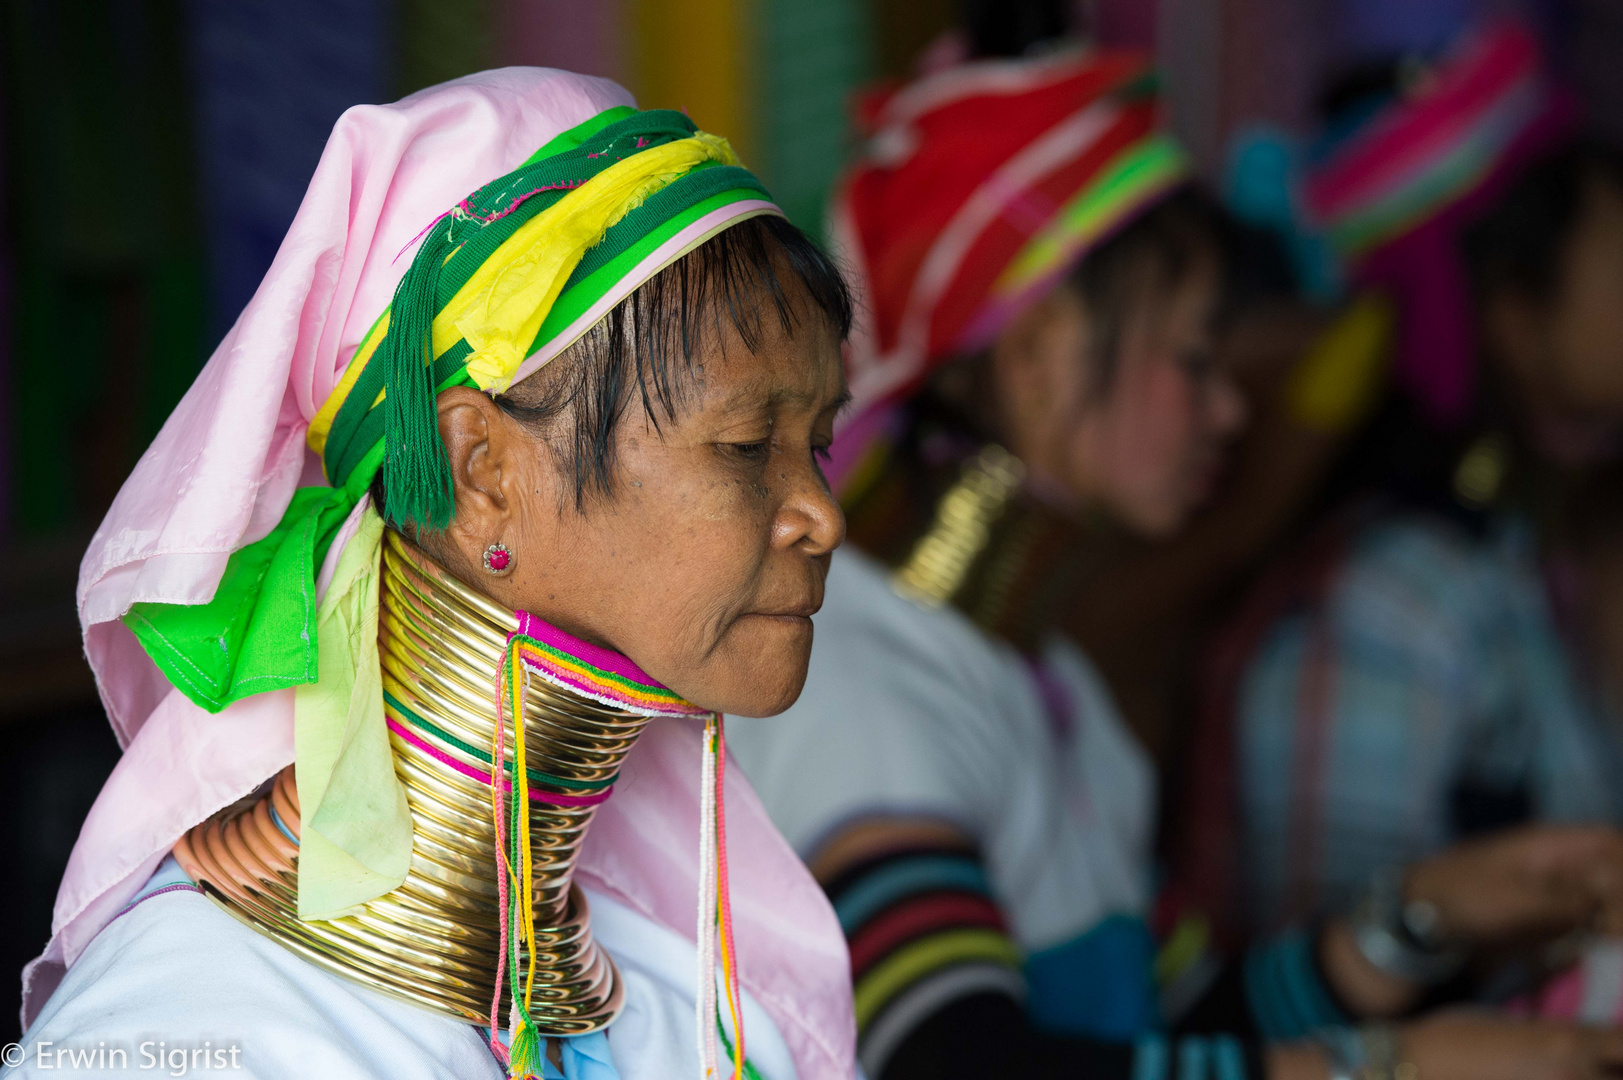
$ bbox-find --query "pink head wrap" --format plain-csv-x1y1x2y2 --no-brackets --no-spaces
33,68,855,1078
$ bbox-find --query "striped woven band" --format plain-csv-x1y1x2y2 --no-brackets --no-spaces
509,611,713,719
1303,21,1551,261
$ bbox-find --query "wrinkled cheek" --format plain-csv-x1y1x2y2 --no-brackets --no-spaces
666,485,773,640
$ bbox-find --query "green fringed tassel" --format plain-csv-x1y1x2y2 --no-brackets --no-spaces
507,1016,545,1080
382,215,459,532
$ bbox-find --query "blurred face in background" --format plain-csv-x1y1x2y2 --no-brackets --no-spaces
1489,176,1623,465
992,245,1248,537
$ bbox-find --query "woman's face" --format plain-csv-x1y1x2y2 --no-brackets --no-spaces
1493,178,1623,464
995,252,1247,537
435,280,848,718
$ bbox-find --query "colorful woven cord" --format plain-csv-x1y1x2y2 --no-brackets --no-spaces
124,105,779,716
489,656,516,1071
697,719,720,1077
697,714,750,1080
715,717,746,1080
490,612,736,1078
508,612,713,719
501,643,546,1078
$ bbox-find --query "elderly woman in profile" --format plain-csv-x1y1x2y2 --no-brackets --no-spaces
14,69,856,1080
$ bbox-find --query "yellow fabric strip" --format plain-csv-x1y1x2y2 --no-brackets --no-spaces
293,505,412,919
853,928,1024,1028
1285,292,1394,435
441,133,739,393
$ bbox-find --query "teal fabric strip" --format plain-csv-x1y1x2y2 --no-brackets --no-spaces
1133,1036,1170,1080
1242,929,1347,1042
1024,912,1158,1040
1242,947,1286,1043
1213,1036,1247,1080
1178,1037,1210,1080
1275,930,1347,1034
832,855,990,935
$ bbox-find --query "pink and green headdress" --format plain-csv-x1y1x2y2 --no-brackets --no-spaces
1299,20,1575,427
125,104,780,714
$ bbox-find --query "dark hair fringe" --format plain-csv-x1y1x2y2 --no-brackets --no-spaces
370,214,852,521
1068,186,1227,391
1464,140,1623,306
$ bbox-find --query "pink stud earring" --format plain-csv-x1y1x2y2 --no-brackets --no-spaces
482,542,513,575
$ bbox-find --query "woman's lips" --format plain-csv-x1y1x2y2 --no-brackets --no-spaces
745,598,820,624
748,610,816,624
752,614,812,628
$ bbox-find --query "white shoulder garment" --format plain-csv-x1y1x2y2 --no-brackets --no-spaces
727,546,1153,955
11,859,796,1080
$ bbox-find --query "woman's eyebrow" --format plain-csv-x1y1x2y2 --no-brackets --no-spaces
720,383,853,413
779,381,853,411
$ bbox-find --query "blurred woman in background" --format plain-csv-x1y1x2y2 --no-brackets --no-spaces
1182,23,1623,966
728,32,1623,1080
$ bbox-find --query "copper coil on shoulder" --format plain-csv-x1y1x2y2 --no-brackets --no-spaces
172,533,650,1032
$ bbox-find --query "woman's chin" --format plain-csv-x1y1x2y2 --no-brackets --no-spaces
688,619,815,718
1109,496,1186,540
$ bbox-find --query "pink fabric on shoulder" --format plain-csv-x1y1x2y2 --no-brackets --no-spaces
581,721,855,1076
34,67,856,1079
1514,941,1623,1026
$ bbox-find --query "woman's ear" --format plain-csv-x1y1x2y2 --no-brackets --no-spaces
434,386,540,569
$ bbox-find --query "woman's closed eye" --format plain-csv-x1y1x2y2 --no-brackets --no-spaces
724,440,770,462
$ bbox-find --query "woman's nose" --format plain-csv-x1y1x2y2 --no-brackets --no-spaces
1210,372,1250,437
778,458,847,556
